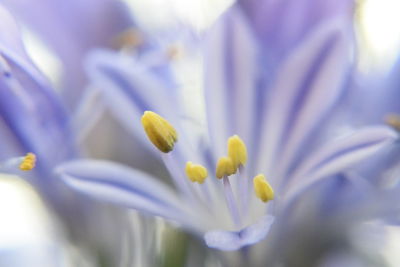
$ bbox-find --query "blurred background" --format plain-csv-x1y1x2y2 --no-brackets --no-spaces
1,0,400,266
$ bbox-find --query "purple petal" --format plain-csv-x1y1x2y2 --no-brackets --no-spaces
284,126,398,203
86,49,194,158
239,0,354,59
204,215,274,251
2,0,132,105
255,19,352,176
204,6,258,158
0,5,74,170
56,159,190,224
276,20,353,177
352,58,400,124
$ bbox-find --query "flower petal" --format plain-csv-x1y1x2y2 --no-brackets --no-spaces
204,215,274,251
56,159,192,225
204,6,259,158
86,49,182,152
255,19,352,176
2,0,132,105
284,126,398,203
276,20,353,177
72,87,105,143
239,0,354,59
0,5,75,171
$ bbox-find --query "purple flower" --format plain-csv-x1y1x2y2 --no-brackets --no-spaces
0,4,140,265
56,2,398,252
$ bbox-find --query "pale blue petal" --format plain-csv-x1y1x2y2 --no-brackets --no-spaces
56,159,189,224
72,87,105,143
256,19,352,176
205,215,274,251
204,6,258,159
284,126,398,203
86,49,195,160
0,4,47,86
276,20,353,177
2,0,132,106
239,0,354,60
352,58,400,124
0,5,75,171
205,231,241,251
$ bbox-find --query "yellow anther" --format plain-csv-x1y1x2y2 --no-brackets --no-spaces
253,174,274,203
216,157,236,179
185,162,208,184
141,111,178,153
227,135,247,169
385,114,400,131
19,153,36,171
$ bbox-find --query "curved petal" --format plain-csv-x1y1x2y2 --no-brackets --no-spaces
204,6,258,159
0,5,75,171
204,215,274,251
284,126,398,204
255,19,352,176
276,20,353,178
2,0,132,105
56,159,192,226
86,50,181,150
353,58,400,124
0,4,48,86
85,49,197,166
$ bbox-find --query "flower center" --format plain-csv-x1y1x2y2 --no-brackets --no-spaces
141,111,274,227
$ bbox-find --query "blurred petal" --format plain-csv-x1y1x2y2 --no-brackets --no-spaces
205,215,274,251
56,159,190,224
204,6,258,158
72,87,105,143
86,49,186,153
256,19,352,175
0,5,74,171
353,58,400,124
2,0,132,105
276,20,353,177
239,0,354,59
285,126,398,203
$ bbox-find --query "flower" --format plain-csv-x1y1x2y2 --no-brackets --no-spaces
56,1,399,253
0,3,143,266
1,0,132,106
0,4,75,179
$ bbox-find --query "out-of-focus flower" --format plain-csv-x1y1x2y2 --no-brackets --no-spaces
0,4,143,266
1,0,133,107
0,3,75,179
57,0,398,254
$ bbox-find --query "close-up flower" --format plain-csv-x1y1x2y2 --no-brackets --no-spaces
1,0,400,266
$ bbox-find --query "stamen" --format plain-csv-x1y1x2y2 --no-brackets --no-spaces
114,28,144,50
19,153,36,171
222,176,241,227
253,174,274,203
385,114,400,131
216,157,236,179
227,135,247,170
185,161,208,184
141,111,178,153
